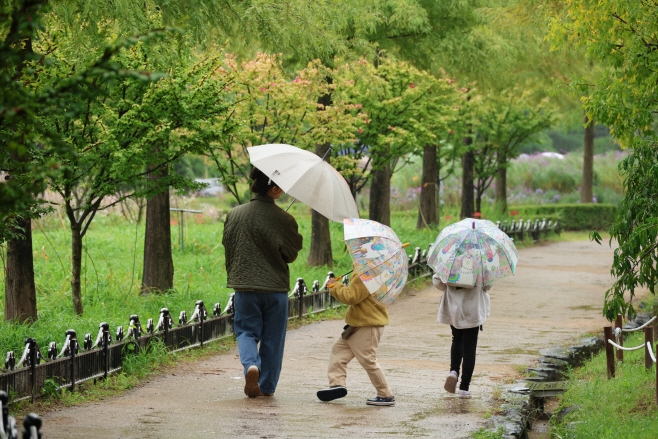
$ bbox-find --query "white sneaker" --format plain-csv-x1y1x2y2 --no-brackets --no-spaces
444,371,458,393
458,390,471,398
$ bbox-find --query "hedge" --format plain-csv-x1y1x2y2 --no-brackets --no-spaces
510,203,617,231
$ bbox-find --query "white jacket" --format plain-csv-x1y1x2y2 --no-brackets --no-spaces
432,273,491,329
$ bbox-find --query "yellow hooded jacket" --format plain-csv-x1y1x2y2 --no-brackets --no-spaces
329,272,389,327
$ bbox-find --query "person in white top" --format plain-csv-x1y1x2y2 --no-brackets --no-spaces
432,272,492,398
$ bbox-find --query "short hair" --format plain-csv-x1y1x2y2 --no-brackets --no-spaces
249,167,278,196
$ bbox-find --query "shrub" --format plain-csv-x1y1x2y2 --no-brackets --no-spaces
510,204,617,231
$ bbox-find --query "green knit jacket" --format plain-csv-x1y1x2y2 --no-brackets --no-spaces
222,194,303,292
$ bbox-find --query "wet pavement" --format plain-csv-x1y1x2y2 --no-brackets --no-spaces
42,240,616,438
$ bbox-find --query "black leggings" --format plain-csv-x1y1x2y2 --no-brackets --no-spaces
450,325,480,391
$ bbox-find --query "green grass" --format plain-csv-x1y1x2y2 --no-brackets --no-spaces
551,331,658,438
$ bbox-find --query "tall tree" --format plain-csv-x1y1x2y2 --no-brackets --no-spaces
36,28,239,311
581,113,595,203
551,0,658,319
0,0,170,320
52,0,379,290
476,91,555,213
365,0,498,225
417,144,438,228
336,57,453,226
460,143,475,219
4,214,36,323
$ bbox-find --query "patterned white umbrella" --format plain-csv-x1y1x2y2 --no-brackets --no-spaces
427,218,519,287
247,144,359,222
344,218,409,308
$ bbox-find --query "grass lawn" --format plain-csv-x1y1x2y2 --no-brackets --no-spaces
551,330,658,438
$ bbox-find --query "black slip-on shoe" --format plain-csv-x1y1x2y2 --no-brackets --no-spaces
366,395,395,406
317,386,347,402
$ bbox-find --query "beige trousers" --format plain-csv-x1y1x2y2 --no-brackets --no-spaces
327,325,392,398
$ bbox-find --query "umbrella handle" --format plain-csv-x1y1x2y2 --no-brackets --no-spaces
334,269,353,279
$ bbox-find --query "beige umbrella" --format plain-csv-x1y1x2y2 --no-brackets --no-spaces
247,144,359,222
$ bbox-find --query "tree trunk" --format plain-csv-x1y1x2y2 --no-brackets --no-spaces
460,137,475,219
417,144,437,229
475,185,482,214
141,171,174,294
369,161,391,226
4,217,37,322
436,151,442,223
495,158,508,214
581,113,594,203
307,143,333,267
70,223,84,315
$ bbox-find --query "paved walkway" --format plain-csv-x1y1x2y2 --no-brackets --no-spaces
42,240,615,438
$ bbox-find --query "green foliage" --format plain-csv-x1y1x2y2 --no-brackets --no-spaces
593,142,658,320
471,427,507,439
476,90,556,163
551,1,658,318
549,0,658,148
51,0,380,61
40,378,61,400
551,331,658,439
211,53,364,203
470,89,556,210
0,0,164,236
121,340,170,378
334,56,457,193
512,204,617,231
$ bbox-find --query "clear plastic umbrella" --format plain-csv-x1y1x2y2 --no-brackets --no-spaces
344,218,409,307
247,144,359,222
427,218,519,287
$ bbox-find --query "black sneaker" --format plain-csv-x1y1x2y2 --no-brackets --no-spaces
366,395,395,406
317,386,347,402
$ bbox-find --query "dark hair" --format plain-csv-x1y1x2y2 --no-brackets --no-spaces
249,167,278,196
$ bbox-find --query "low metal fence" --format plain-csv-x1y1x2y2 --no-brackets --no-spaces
604,314,658,404
496,217,560,242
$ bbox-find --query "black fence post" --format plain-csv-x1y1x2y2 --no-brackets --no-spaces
295,278,306,319
26,338,37,403
196,300,206,348
23,413,42,439
1,390,9,433
67,329,78,394
164,318,169,348
129,315,141,355
101,322,110,380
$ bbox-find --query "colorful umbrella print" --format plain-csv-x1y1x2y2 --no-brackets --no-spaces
426,218,519,287
343,218,409,307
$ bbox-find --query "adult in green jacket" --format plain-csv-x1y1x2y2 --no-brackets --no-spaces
222,167,303,398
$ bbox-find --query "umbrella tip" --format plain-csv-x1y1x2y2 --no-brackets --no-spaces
402,242,410,248
472,221,475,229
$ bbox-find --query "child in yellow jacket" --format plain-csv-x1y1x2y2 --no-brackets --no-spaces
316,270,395,406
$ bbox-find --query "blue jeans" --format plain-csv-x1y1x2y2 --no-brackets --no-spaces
234,291,289,394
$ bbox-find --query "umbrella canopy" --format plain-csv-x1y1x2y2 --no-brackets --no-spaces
344,218,409,308
427,218,519,287
247,144,359,222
